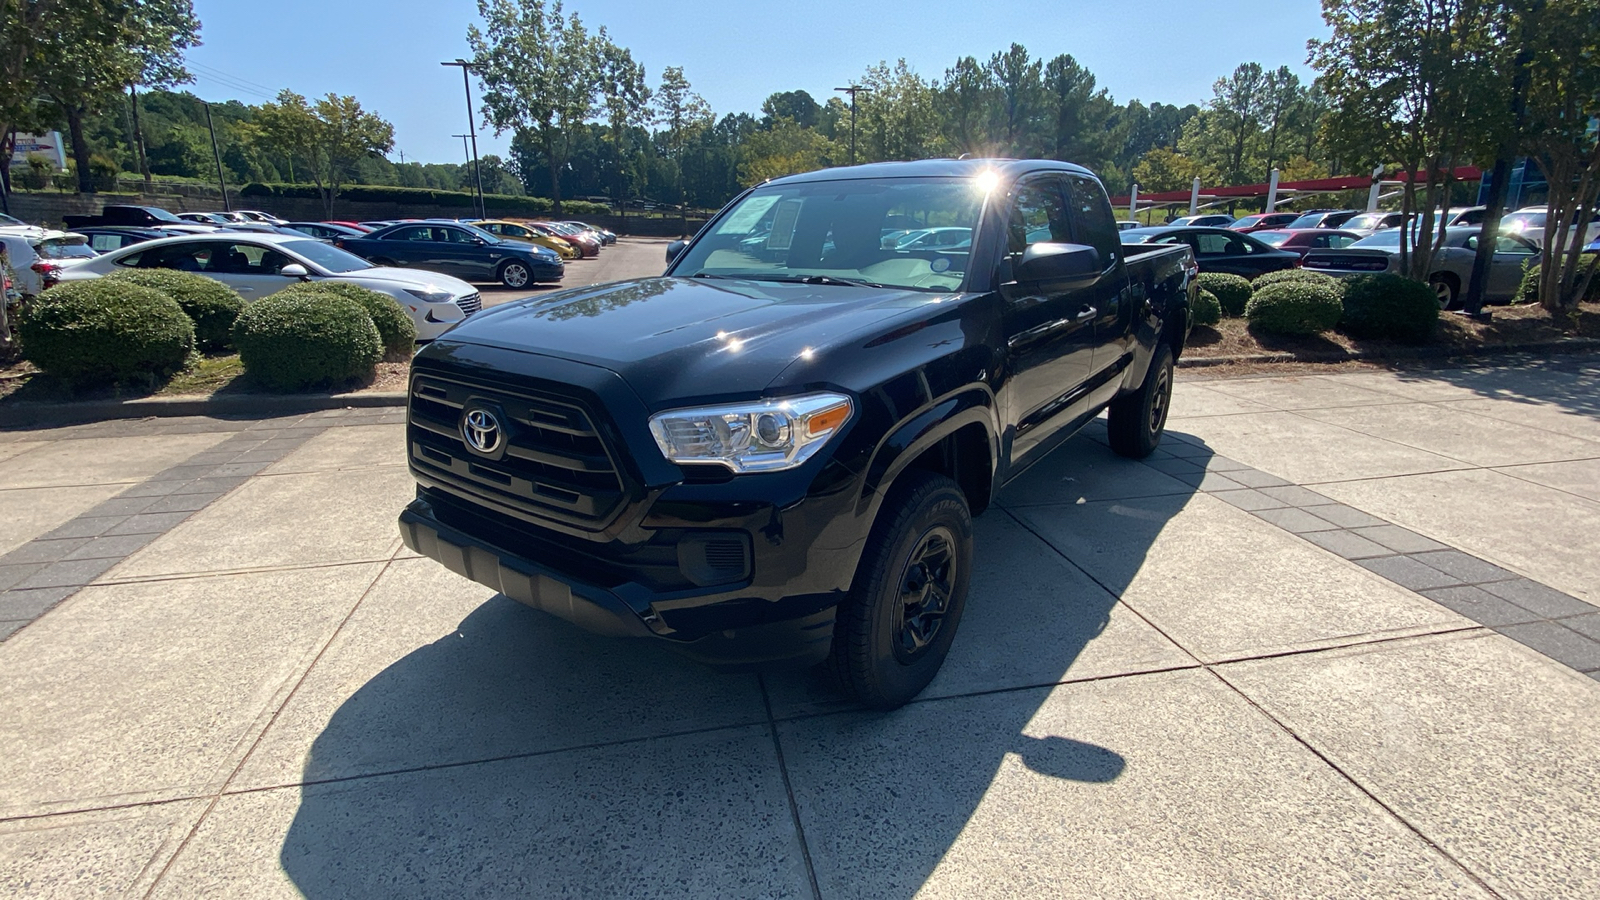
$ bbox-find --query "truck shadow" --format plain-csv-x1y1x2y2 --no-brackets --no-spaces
279,424,1208,898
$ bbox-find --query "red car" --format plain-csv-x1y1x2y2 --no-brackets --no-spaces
529,221,599,257
324,220,374,233
1228,212,1302,233
1252,228,1364,258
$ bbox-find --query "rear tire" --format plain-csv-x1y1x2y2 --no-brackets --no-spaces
1429,273,1460,309
499,261,531,289
1108,342,1174,459
825,470,972,710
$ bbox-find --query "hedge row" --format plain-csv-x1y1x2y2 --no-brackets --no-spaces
237,182,611,217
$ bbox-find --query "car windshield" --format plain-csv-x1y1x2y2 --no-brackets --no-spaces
281,240,374,274
670,176,984,292
0,213,24,226
1232,216,1265,227
1352,231,1404,247
1344,213,1394,230
1286,214,1325,229
39,239,96,259
139,207,184,223
1255,231,1292,246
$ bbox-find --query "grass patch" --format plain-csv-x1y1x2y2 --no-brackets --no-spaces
158,354,245,395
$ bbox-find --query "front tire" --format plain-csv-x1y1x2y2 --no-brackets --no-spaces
1108,342,1174,459
499,261,531,289
826,470,973,710
1429,274,1460,309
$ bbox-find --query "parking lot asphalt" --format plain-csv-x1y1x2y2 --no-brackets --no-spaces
0,344,1597,893
478,236,674,308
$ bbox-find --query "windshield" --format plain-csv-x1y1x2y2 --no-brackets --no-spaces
39,239,96,259
1232,216,1265,227
138,207,184,223
281,239,374,274
1255,231,1292,246
1503,212,1545,231
1352,231,1403,247
1344,213,1394,230
670,176,984,292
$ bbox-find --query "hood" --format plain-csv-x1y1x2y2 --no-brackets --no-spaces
345,267,476,296
437,276,952,406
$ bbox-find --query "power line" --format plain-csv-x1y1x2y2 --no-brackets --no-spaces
187,61,278,97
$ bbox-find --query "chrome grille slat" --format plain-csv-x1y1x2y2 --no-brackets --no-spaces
457,292,483,317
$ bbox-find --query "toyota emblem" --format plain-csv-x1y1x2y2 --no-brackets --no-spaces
461,407,503,454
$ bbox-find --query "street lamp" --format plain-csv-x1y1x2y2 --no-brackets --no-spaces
199,99,231,212
834,85,870,166
441,59,486,218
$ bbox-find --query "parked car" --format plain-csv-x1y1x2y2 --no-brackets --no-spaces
1340,211,1410,236
1115,220,1141,231
397,158,1197,709
1500,206,1600,250
1227,212,1301,233
1300,227,1538,308
1120,225,1299,277
73,226,190,254
1285,209,1361,230
360,220,399,231
1168,214,1234,227
1444,206,1488,227
236,210,289,226
336,222,564,288
55,232,484,341
1252,228,1363,258
530,221,600,257
178,212,235,225
471,220,580,259
559,220,617,245
895,226,972,251
285,221,368,240
0,230,96,295
324,220,373,233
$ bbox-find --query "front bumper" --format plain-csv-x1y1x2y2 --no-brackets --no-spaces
399,497,840,670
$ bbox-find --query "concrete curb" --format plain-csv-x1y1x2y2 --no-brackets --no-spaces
1178,336,1600,369
0,390,408,428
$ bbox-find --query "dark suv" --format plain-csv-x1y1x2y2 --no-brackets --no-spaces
398,159,1195,708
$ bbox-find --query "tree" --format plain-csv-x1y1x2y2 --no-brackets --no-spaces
1042,54,1117,170
1312,0,1509,284
253,91,394,217
761,90,821,130
940,56,997,156
987,43,1043,156
740,117,837,185
469,0,620,211
1517,0,1600,311
655,66,712,158
1257,66,1305,174
854,61,942,163
1133,147,1220,194
1208,63,1269,182
598,42,651,201
31,0,200,192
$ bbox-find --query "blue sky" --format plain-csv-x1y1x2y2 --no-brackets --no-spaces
185,0,1331,166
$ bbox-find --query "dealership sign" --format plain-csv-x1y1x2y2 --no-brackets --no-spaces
11,132,66,168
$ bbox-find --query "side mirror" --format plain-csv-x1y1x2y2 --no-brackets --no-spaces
665,239,687,264
1014,242,1100,282
280,263,309,280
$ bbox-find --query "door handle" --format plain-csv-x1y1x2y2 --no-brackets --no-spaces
1076,306,1097,320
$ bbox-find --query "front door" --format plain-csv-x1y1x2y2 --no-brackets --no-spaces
1486,235,1539,300
1000,175,1100,467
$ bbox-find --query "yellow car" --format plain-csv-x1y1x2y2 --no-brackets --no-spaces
472,220,580,259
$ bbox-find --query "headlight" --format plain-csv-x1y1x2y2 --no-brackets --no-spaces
649,393,853,473
404,288,455,304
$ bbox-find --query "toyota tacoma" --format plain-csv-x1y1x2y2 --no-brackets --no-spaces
398,159,1195,708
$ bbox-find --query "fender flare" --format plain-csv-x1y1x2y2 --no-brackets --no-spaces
858,388,1001,517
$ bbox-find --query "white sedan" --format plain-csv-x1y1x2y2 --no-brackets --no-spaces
55,232,481,341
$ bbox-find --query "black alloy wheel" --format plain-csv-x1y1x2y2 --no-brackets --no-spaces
1108,341,1174,459
894,526,958,662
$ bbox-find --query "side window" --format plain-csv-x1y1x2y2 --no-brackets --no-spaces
1227,236,1257,255
1495,236,1536,254
444,228,479,244
386,226,429,242
1067,176,1118,264
90,234,125,252
1194,233,1232,256
145,242,212,271
1006,179,1071,256
1328,235,1357,249
1310,235,1331,249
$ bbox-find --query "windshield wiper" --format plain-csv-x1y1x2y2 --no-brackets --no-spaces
745,274,894,289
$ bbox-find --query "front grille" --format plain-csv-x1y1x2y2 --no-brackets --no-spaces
408,374,627,530
457,292,482,317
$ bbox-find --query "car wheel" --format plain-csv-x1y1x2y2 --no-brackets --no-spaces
825,470,972,710
499,261,531,288
1429,274,1460,309
1107,341,1174,459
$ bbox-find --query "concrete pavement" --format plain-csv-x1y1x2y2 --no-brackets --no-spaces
0,356,1597,897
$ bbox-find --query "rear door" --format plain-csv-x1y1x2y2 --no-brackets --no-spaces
191,241,297,299
1486,235,1539,300
1000,173,1100,466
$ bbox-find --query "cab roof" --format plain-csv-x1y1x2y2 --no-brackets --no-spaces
765,158,1095,186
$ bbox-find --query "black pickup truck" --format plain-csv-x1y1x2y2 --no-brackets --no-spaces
62,205,192,230
398,159,1195,708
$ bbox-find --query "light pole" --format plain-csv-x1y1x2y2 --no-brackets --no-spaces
200,99,231,212
834,86,870,166
441,59,486,218
451,134,473,204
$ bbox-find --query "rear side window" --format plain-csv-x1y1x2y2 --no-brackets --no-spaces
1006,179,1071,255
1067,176,1119,264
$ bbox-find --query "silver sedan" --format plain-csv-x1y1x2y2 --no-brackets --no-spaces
1301,226,1538,308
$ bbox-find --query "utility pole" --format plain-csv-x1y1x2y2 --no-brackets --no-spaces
441,60,486,218
834,86,870,166
129,86,151,190
200,99,230,212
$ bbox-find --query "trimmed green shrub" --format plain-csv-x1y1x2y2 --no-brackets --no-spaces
103,269,245,351
1245,281,1344,335
1252,268,1341,292
271,281,416,360
1516,263,1600,305
19,280,193,384
232,292,381,391
1340,274,1440,343
1197,272,1252,317
1192,289,1222,327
